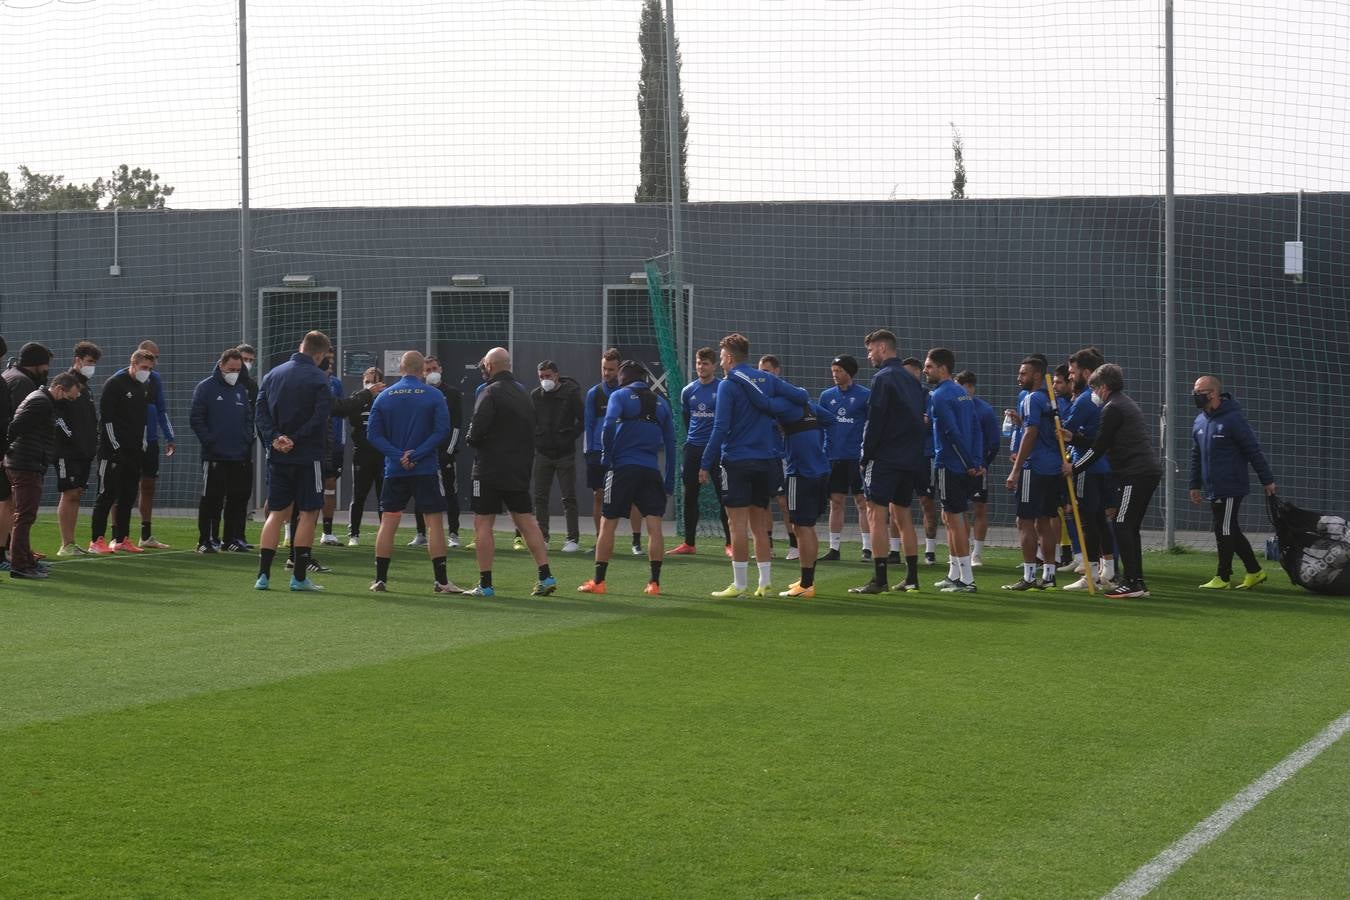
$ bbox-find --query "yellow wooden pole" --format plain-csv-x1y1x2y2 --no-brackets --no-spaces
1045,374,1095,596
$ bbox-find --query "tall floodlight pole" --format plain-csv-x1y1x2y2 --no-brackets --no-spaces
239,0,251,343
664,0,687,370
1163,0,1176,548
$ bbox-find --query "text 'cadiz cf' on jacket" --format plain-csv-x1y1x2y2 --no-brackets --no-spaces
860,357,927,472
4,388,57,472
190,367,254,462
98,370,149,464
466,370,535,492
366,376,451,479
255,353,333,465
1189,394,1275,500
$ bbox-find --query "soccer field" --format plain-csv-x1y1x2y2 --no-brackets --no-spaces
2,517,1347,898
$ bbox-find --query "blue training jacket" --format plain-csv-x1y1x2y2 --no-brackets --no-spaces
971,395,1001,468
329,375,346,449
1063,391,1111,475
1018,388,1063,475
929,378,981,473
583,380,618,456
680,377,719,446
700,363,809,470
1189,395,1275,499
860,357,926,472
255,352,333,465
819,382,869,462
189,366,252,461
366,375,451,479
600,381,676,491
769,395,830,479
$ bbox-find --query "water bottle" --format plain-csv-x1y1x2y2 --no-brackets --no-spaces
1001,411,1014,439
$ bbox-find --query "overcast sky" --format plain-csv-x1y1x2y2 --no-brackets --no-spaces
2,0,1346,208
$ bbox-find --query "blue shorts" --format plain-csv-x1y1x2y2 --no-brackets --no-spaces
381,473,447,515
785,474,829,527
914,459,935,498
970,471,990,504
267,460,324,512
603,465,667,519
1016,471,1063,520
827,459,864,497
862,460,925,508
935,468,976,515
585,453,607,491
720,458,780,509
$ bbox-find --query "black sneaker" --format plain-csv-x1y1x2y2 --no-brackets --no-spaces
924,551,937,565
1038,574,1057,590
1058,548,1074,567
817,549,841,562
1001,577,1040,591
1106,579,1149,599
848,580,888,594
222,540,250,553
308,559,333,574
11,567,48,579
195,543,218,554
860,549,873,562
887,550,901,563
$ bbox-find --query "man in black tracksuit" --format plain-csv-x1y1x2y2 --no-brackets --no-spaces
90,350,155,552
530,360,584,548
345,367,386,544
5,372,84,578
1066,363,1162,598
54,342,102,555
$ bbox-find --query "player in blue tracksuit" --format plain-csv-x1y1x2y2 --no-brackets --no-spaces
924,349,984,593
818,354,871,561
900,357,941,565
577,361,676,596
768,394,829,597
1004,356,1066,590
319,363,346,542
851,329,928,594
189,348,253,552
673,347,730,554
757,355,798,558
364,351,456,594
253,330,335,591
698,334,808,597
1062,348,1116,589
584,348,642,553
957,370,1001,566
1189,375,1277,590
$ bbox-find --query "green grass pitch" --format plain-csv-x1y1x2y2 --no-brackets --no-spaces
2,517,1347,898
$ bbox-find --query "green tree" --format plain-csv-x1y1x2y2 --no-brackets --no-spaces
635,0,688,203
0,164,173,211
950,123,967,200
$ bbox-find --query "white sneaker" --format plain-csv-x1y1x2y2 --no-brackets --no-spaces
1072,560,1087,574
561,540,580,553
139,536,170,550
631,543,644,556
970,553,984,567
447,533,462,549
785,547,801,561
347,535,360,547
320,533,339,546
1061,576,1091,591
407,533,427,547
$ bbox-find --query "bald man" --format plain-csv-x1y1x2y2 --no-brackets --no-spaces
463,347,556,597
366,351,460,594
1189,375,1276,590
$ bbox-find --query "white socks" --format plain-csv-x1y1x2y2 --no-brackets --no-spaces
925,537,937,554
757,562,772,588
861,533,873,551
1023,562,1037,581
972,539,984,557
829,532,841,551
889,537,901,553
732,561,748,590
1042,563,1057,581
957,555,974,584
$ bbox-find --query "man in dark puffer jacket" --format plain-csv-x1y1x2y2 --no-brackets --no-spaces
5,372,83,579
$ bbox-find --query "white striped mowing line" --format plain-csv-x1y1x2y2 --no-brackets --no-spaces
1103,709,1350,900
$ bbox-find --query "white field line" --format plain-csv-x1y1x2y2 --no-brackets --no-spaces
1103,709,1350,899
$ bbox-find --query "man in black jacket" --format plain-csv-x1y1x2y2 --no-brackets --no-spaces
55,341,102,556
530,359,585,551
1065,363,1163,599
345,367,386,546
463,347,555,597
410,355,463,547
1,341,54,568
5,372,83,578
0,335,12,570
90,350,154,554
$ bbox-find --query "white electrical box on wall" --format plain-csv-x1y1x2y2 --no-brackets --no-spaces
1284,240,1304,282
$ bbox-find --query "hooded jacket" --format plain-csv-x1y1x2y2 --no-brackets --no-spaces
531,375,584,458
190,366,254,461
1189,394,1275,500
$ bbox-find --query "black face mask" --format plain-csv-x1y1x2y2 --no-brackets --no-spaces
1193,392,1211,409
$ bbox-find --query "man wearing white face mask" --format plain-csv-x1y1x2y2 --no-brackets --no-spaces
190,348,254,553
89,349,154,554
53,341,102,556
410,356,463,547
530,359,585,551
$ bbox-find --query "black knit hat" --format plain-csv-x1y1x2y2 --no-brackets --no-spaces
831,354,859,377
18,342,53,368
617,359,649,387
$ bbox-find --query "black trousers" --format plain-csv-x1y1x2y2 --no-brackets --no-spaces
415,457,458,535
1113,472,1160,583
91,456,141,542
198,460,250,546
682,442,730,546
348,455,385,536
1211,495,1261,579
